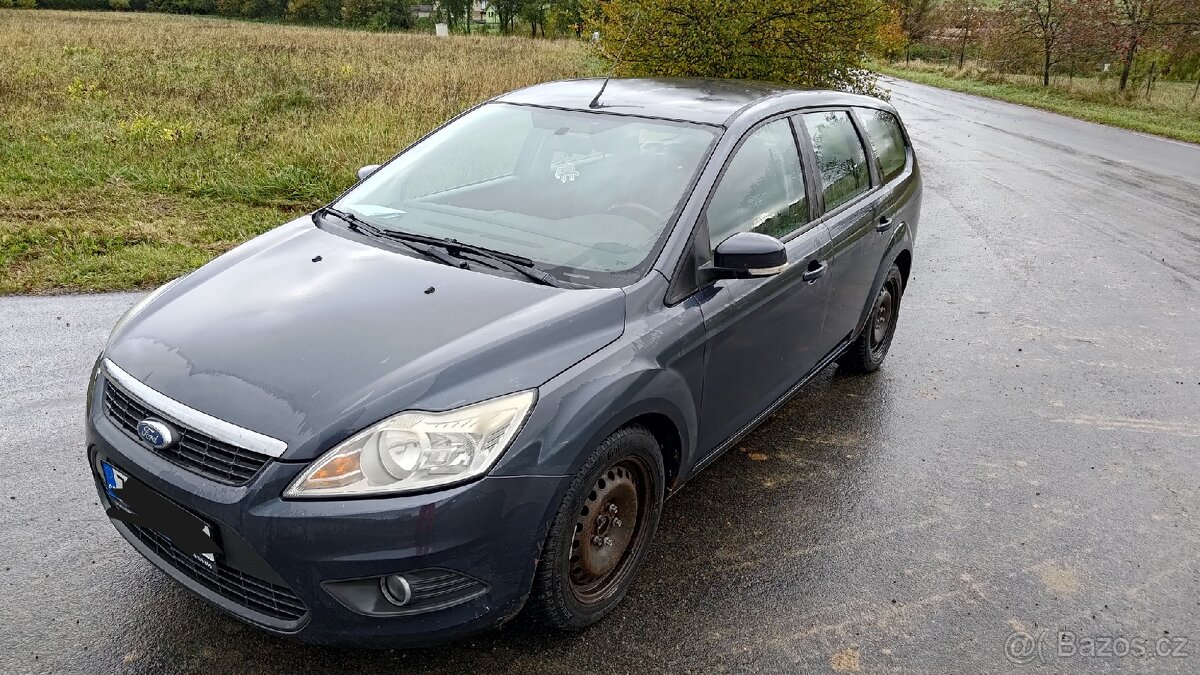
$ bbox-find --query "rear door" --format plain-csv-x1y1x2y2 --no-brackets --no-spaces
692,116,834,454
795,110,878,349
854,107,919,271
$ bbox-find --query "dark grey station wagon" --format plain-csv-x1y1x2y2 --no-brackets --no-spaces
86,78,921,645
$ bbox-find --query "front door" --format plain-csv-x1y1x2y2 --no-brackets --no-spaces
694,117,835,454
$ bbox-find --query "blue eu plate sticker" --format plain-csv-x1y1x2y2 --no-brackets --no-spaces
101,461,128,505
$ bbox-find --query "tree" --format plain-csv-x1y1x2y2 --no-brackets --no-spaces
520,0,548,37
440,0,471,32
215,0,284,17
892,0,939,62
875,6,909,61
286,0,339,22
1002,0,1076,86
942,0,984,68
1111,0,1197,91
595,0,892,96
491,0,521,34
342,0,412,28
1000,0,1115,86
1059,0,1115,81
547,0,586,37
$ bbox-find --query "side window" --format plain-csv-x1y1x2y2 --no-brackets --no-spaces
859,109,908,183
706,118,808,247
801,111,871,212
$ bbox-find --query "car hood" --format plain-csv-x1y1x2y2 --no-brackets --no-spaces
105,217,626,461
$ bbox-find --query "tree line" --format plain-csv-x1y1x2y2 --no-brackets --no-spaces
12,0,1194,98
1,0,590,34
6,0,904,95
887,0,1200,91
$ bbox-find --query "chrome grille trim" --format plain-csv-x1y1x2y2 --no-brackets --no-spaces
103,358,287,458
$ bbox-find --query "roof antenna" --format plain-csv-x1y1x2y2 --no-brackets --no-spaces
589,9,642,109
587,78,611,110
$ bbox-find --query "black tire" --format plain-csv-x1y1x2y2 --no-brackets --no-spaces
838,265,904,374
528,425,665,630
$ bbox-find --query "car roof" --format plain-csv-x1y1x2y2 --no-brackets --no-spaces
495,77,890,127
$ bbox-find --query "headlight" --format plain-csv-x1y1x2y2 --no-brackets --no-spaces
285,390,536,498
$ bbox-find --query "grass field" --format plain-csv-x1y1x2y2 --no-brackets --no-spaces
878,61,1200,145
0,10,597,294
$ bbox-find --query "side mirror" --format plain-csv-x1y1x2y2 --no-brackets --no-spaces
705,231,787,279
356,164,382,181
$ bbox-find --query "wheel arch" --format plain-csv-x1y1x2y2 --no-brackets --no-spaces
856,230,914,334
894,248,912,291
625,412,684,492
493,364,698,494
564,396,691,494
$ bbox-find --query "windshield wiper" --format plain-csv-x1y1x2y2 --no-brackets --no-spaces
315,206,561,288
314,206,468,270
453,246,562,288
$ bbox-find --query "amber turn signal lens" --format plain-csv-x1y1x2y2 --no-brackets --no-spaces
304,453,363,488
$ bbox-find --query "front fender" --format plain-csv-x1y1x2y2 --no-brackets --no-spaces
490,290,706,485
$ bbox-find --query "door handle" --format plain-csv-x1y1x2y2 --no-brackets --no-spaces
875,215,894,232
801,260,828,283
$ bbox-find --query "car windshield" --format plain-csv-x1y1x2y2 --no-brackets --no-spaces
334,102,717,287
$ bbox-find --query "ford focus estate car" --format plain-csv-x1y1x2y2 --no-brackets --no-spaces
86,78,921,645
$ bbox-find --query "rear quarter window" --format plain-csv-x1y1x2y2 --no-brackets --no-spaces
859,110,908,183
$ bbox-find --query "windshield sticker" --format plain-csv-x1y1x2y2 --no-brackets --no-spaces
554,162,579,183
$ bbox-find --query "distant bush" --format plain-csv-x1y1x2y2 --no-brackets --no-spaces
341,0,412,29
0,0,16,8
286,0,339,22
15,0,37,8
212,0,282,18
38,0,108,9
412,15,435,32
596,0,889,96
146,0,214,12
109,0,130,9
236,0,284,17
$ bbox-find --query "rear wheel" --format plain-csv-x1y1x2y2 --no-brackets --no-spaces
529,425,664,630
838,265,904,374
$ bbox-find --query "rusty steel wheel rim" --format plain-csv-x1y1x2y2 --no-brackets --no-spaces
568,458,650,605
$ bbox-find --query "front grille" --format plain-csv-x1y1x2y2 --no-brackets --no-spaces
103,379,270,486
126,522,307,622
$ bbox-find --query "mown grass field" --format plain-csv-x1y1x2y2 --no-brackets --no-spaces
878,61,1200,145
0,10,597,294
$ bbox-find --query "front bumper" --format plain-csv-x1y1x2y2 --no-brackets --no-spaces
86,395,564,647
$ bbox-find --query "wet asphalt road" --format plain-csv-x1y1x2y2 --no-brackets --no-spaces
2,78,1199,673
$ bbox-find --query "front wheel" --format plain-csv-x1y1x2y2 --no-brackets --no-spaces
838,265,904,374
528,425,665,630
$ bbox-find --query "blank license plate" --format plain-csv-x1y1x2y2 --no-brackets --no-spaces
101,460,221,567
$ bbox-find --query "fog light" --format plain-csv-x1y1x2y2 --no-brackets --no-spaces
381,574,412,607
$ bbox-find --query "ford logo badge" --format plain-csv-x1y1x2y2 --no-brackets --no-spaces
136,419,178,450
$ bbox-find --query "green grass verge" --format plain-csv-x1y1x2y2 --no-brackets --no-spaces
877,63,1200,145
0,10,598,294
